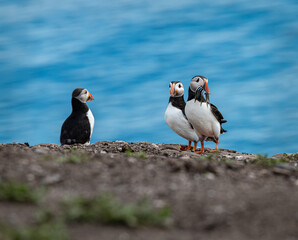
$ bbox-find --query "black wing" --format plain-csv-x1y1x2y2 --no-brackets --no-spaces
210,104,227,133
60,114,91,145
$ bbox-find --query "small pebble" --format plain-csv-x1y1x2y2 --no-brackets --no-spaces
128,157,136,163
180,155,190,160
205,173,215,180
43,174,62,185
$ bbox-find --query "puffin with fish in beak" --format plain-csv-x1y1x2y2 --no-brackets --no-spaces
165,81,200,151
185,76,227,153
60,88,95,145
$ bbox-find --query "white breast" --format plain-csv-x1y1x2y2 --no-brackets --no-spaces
185,100,220,139
86,109,94,142
165,103,199,142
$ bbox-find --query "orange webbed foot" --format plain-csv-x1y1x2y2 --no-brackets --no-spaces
209,149,219,153
195,149,205,154
195,142,204,154
209,140,219,153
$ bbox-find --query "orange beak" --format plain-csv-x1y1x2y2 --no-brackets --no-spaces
204,80,209,95
87,92,94,102
170,84,176,97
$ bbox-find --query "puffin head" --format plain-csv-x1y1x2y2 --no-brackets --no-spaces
72,88,94,103
169,81,184,97
189,76,209,93
189,75,210,101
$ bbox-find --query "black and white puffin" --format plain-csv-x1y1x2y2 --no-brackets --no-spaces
165,81,200,151
185,76,227,153
60,88,95,145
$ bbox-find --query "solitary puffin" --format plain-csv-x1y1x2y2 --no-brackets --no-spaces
165,81,199,151
60,88,95,145
185,76,227,153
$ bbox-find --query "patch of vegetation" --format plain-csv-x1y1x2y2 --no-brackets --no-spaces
63,194,171,227
57,153,90,164
69,146,78,152
125,150,147,159
0,221,69,240
220,157,233,163
282,153,298,161
0,181,43,203
255,154,288,167
198,152,219,161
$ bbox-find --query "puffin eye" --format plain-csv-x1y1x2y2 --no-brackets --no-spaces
178,84,181,88
196,79,199,83
84,90,88,94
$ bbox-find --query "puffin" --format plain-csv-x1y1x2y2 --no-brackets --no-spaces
165,81,199,151
60,88,95,145
185,76,227,153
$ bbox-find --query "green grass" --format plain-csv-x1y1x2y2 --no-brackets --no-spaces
255,154,288,167
69,146,78,152
125,150,147,159
63,194,171,227
282,153,298,161
0,221,69,240
198,152,219,161
0,181,43,203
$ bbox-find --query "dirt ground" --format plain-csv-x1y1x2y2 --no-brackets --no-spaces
0,141,297,240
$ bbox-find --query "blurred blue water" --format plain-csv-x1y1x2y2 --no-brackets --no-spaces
0,0,297,155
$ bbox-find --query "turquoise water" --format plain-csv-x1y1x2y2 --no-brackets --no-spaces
0,0,298,155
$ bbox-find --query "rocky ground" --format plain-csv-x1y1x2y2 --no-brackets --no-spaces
0,141,297,240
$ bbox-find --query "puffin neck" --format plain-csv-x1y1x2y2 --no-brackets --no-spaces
187,87,206,102
187,87,196,101
169,95,185,111
71,98,89,113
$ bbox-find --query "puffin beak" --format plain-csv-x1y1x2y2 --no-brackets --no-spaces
170,84,176,97
87,92,94,102
203,80,210,104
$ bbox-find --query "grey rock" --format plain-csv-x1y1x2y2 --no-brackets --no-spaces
42,174,62,185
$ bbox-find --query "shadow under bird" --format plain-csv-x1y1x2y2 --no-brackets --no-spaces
165,81,199,151
185,76,227,153
60,88,95,145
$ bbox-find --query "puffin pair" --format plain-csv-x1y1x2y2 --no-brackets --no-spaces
60,88,95,145
165,76,227,153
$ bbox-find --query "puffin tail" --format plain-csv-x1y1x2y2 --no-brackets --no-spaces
221,128,227,134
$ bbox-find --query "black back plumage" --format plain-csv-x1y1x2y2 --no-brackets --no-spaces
210,104,227,134
60,97,91,145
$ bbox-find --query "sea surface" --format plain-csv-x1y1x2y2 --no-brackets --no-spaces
0,0,298,155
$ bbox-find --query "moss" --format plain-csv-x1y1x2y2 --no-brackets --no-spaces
0,221,69,240
63,194,171,227
0,181,43,203
125,150,147,159
220,157,233,163
198,152,220,161
282,153,298,161
255,154,288,167
69,146,78,152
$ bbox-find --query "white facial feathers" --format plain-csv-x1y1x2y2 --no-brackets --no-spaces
75,89,89,103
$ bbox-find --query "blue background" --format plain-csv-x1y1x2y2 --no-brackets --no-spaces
0,0,297,155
